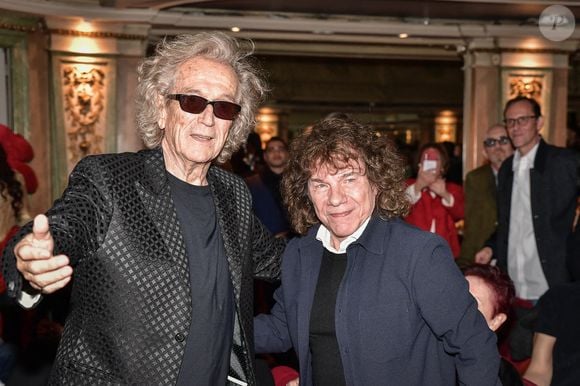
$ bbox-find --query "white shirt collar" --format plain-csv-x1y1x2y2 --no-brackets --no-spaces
513,140,540,171
315,216,371,254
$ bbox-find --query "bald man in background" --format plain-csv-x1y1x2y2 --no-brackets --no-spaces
460,124,513,264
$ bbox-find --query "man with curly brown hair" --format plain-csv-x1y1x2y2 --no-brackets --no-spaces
254,116,501,386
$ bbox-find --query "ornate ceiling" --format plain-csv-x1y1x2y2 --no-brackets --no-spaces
1,0,578,58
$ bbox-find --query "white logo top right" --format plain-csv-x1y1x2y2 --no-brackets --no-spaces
539,5,576,42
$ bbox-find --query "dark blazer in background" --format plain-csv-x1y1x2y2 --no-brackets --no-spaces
494,139,579,287
461,163,498,263
245,171,290,235
2,148,284,385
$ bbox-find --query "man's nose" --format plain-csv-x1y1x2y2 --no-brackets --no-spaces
328,186,346,206
199,104,215,125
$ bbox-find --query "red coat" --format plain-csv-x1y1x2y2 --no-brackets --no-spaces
404,179,464,257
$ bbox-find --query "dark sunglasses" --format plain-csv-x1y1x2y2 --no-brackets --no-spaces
483,136,511,148
167,94,241,120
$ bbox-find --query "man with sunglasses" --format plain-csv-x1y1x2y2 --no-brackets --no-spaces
2,32,284,385
476,96,578,304
460,124,513,263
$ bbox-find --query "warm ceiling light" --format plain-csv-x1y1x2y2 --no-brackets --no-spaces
231,27,240,32
77,19,94,33
399,33,409,39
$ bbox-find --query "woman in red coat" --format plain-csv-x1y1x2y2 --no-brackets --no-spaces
405,143,464,257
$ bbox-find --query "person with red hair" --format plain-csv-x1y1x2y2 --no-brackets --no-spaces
463,264,536,386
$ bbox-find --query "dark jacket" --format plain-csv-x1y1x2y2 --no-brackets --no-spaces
255,216,500,386
245,169,290,235
461,163,497,262
2,148,284,385
493,139,578,286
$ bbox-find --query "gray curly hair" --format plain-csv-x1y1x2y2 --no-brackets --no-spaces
136,32,268,164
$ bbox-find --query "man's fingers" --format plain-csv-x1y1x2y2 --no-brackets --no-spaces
41,276,72,294
15,242,53,261
475,250,491,264
18,254,70,275
32,214,51,241
21,262,73,292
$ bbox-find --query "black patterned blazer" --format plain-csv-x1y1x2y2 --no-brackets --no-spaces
2,148,284,385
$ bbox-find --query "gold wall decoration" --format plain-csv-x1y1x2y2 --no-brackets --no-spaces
60,62,109,170
507,73,543,101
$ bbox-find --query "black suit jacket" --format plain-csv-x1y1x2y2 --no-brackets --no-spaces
494,139,578,287
2,148,284,385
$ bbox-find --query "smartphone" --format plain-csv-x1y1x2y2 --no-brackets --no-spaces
423,149,439,171
422,159,437,171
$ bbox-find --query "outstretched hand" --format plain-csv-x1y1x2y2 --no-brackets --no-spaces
474,247,493,265
14,214,73,294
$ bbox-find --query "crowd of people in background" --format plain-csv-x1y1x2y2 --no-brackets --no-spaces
0,31,579,386
231,97,579,385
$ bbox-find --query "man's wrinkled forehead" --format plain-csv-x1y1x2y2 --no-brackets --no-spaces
309,157,364,177
486,126,508,139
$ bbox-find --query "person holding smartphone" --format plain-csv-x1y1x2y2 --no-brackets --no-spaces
404,143,464,258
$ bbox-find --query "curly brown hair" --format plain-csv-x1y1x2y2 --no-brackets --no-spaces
282,117,410,235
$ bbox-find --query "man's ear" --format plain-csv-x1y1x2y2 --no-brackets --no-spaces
535,115,544,134
489,312,507,332
482,146,490,161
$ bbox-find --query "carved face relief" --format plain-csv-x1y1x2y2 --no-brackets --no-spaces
62,64,106,163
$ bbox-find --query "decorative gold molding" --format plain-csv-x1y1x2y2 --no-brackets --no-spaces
0,22,37,33
48,28,146,40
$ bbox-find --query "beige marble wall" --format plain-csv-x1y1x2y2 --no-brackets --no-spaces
116,56,144,153
462,51,501,175
26,30,51,215
550,68,569,147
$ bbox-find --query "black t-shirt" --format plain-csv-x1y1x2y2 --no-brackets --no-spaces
168,173,234,386
309,248,347,386
534,282,580,386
